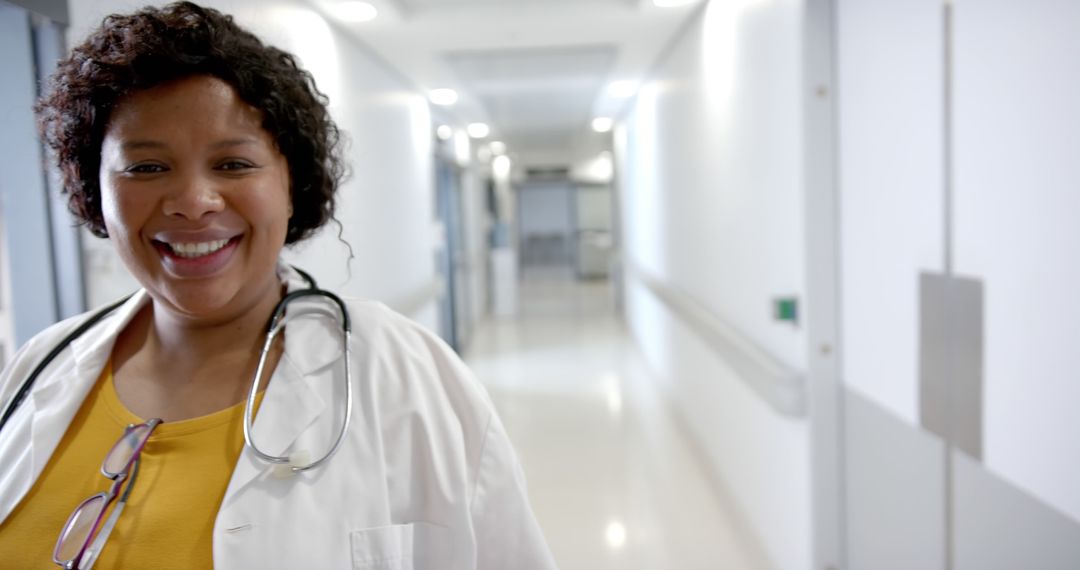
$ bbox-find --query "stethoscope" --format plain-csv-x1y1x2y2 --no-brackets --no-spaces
0,267,353,473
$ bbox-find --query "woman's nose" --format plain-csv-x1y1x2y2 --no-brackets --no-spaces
162,174,225,220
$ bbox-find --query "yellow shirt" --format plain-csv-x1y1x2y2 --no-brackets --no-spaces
0,361,261,569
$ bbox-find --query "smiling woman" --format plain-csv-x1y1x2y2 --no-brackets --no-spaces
0,2,556,569
98,76,292,321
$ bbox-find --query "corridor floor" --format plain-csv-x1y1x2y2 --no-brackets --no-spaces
463,271,763,570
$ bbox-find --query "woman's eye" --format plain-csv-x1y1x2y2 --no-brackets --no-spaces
218,160,255,171
125,163,166,174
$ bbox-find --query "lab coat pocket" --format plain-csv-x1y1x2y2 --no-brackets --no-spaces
351,524,415,570
351,522,453,570
353,521,456,570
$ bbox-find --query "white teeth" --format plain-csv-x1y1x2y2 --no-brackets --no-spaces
167,239,230,258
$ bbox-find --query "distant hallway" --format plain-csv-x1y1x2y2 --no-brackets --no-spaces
465,270,765,570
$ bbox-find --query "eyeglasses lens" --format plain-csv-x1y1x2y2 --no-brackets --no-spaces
103,423,152,475
55,495,107,562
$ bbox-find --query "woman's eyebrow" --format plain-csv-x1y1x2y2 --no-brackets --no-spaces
118,138,260,151
210,137,260,150
120,140,167,151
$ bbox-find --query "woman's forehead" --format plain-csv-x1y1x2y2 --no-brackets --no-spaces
105,75,268,142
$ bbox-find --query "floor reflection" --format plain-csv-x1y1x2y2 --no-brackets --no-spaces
465,270,762,570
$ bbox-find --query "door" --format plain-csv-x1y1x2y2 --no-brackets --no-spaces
0,1,84,348
434,155,471,352
836,0,1080,567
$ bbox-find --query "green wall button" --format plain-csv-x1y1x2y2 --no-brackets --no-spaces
773,297,799,326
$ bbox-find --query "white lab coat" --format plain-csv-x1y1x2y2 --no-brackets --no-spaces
0,267,557,569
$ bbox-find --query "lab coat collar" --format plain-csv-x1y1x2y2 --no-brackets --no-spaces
30,290,150,479
0,289,149,524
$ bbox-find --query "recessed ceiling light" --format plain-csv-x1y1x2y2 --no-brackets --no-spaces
591,117,614,133
489,141,507,155
607,80,639,98
429,88,458,106
336,1,378,22
653,0,698,6
605,521,627,549
467,123,490,138
436,125,453,140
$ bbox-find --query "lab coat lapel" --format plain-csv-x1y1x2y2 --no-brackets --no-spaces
219,273,341,504
0,291,148,524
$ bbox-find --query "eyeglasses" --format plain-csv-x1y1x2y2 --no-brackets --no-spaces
52,418,162,570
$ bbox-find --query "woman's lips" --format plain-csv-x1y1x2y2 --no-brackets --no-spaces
154,235,242,278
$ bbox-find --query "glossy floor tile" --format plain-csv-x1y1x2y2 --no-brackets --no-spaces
464,270,763,570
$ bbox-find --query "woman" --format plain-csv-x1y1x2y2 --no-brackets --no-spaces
0,3,556,568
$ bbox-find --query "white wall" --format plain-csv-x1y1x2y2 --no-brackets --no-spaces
952,0,1080,524
838,0,1080,526
70,0,440,330
836,0,945,426
616,0,812,567
837,0,1080,566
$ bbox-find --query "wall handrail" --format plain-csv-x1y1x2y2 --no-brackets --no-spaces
629,264,807,418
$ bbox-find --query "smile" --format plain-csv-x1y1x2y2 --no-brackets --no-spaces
165,239,232,258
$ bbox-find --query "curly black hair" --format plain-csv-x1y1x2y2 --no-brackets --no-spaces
35,1,344,244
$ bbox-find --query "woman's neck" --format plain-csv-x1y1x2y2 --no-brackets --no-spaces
111,276,286,422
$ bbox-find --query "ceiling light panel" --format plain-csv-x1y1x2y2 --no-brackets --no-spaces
429,88,459,105
467,123,491,138
607,80,639,98
445,45,616,84
444,45,616,152
395,0,635,11
335,1,379,22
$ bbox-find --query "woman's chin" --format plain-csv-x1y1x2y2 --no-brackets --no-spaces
147,273,280,326
157,290,239,321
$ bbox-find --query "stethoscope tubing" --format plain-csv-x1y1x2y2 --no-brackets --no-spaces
243,287,353,472
0,267,353,473
0,295,132,432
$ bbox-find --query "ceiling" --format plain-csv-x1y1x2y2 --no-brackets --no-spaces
307,0,705,166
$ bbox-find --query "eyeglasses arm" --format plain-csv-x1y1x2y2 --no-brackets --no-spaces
79,459,141,570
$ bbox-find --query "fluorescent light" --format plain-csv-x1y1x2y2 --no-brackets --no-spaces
429,88,458,106
336,1,378,22
591,117,614,133
489,141,506,155
607,80,639,98
653,0,698,6
467,123,490,138
436,125,453,141
605,521,627,549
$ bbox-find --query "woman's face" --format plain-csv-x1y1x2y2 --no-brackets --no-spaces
99,75,292,322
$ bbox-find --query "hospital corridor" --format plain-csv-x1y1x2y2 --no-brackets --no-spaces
466,271,763,569
2,0,1079,568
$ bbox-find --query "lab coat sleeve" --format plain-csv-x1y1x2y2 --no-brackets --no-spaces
469,411,559,570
